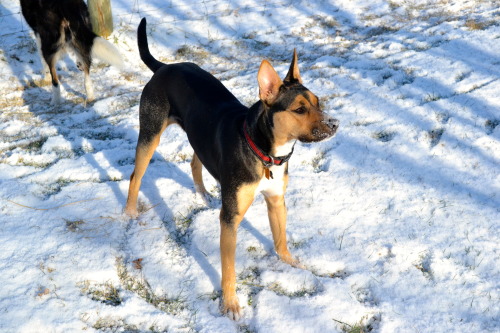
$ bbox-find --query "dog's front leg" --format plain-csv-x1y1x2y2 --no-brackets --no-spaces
265,194,303,268
219,184,256,320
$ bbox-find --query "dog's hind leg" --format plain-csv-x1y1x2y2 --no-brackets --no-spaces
39,29,65,105
35,34,51,83
84,69,94,102
74,40,94,102
191,153,213,203
125,119,171,217
45,52,61,105
81,61,94,102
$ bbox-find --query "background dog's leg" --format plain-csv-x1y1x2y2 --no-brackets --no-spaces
46,55,61,105
35,34,50,83
219,183,257,320
76,47,94,103
84,68,94,102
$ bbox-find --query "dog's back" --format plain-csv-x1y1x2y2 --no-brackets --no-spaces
20,0,93,38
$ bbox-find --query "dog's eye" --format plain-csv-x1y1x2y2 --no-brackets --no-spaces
293,107,307,115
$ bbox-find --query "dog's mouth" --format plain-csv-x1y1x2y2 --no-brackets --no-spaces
299,118,339,143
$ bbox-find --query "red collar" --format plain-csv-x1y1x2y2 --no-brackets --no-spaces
243,121,295,168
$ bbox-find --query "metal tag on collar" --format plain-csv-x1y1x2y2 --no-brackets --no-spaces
264,167,273,180
266,155,275,167
263,156,274,179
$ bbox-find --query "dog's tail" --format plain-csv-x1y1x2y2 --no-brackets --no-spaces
63,0,124,69
137,18,163,73
91,37,125,69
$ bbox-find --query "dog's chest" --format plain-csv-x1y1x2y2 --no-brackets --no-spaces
256,164,286,196
255,141,294,197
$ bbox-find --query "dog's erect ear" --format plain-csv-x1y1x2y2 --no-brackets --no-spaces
284,49,302,84
258,60,283,105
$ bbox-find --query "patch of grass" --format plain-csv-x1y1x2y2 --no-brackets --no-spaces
312,269,349,279
25,137,47,152
79,280,122,306
454,71,469,82
116,257,187,315
311,150,327,173
423,93,442,103
15,156,53,169
175,45,210,62
238,266,262,307
427,128,444,147
290,237,311,249
306,15,339,30
485,119,499,134
92,316,139,331
372,130,396,142
353,120,378,127
267,281,318,298
413,252,433,280
37,178,74,198
65,219,85,232
465,19,489,30
435,112,450,124
333,313,380,333
164,205,205,245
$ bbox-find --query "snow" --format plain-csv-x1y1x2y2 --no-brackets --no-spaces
0,0,499,332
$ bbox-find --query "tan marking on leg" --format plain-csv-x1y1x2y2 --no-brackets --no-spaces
263,173,300,266
190,153,208,196
125,120,170,217
220,182,258,319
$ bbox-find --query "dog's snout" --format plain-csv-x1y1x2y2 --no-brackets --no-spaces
324,117,339,132
328,118,339,130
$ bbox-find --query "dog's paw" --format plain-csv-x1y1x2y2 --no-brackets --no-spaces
221,295,241,321
124,207,139,219
194,187,217,206
279,253,305,269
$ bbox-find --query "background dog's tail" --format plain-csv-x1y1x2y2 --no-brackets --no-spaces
137,18,163,73
63,0,124,70
91,37,125,69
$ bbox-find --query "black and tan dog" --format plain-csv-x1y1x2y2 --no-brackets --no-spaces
126,18,339,319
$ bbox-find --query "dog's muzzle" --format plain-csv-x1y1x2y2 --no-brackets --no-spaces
326,117,340,134
317,116,339,139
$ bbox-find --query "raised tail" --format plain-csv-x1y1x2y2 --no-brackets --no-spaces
137,18,163,73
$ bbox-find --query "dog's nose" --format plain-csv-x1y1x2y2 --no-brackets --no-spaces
328,118,339,131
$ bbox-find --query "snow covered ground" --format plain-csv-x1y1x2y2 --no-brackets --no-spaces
0,0,499,332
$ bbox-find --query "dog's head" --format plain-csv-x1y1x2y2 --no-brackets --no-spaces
256,50,339,146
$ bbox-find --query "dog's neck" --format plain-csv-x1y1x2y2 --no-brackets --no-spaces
245,101,295,158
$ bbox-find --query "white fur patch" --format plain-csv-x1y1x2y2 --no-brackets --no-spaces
257,141,295,197
257,164,287,197
91,37,124,69
84,74,94,102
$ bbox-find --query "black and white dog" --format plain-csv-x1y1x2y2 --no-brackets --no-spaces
20,0,124,104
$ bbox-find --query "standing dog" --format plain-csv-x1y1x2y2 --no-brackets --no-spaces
126,18,339,319
20,0,123,104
